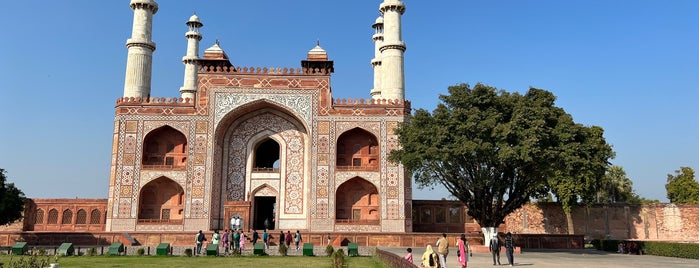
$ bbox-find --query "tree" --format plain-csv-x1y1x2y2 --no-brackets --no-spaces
597,165,644,203
0,168,27,225
665,167,699,204
547,121,614,234
390,83,588,244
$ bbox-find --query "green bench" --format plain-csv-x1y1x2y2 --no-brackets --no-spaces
12,242,27,255
348,242,359,256
156,243,170,256
206,243,219,256
303,243,314,256
57,243,74,256
108,242,124,255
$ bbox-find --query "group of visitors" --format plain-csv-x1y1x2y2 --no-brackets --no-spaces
404,232,515,268
194,229,303,255
617,241,642,255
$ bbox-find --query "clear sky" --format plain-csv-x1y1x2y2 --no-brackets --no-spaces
0,1,697,202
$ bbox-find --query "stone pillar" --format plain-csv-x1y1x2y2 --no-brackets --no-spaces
379,0,406,101
180,14,203,100
123,0,158,99
370,16,384,99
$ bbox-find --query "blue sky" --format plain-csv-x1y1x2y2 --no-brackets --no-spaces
0,1,697,202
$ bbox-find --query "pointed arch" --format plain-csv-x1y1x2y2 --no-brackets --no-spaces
47,209,58,224
35,209,45,224
62,209,73,224
76,209,88,224
90,209,102,224
138,176,185,223
142,126,188,170
335,177,380,224
336,128,379,171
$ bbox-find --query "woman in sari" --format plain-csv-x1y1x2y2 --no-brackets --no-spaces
421,245,439,268
457,234,471,268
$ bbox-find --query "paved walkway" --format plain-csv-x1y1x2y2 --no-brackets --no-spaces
380,247,699,268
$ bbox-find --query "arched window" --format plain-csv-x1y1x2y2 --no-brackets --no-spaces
336,128,379,171
90,209,101,224
335,177,379,224
35,209,45,224
76,209,87,224
142,126,187,169
62,209,73,224
253,138,280,171
47,209,59,224
138,177,185,223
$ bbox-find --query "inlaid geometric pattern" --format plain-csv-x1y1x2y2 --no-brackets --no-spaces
125,121,138,133
318,121,330,134
318,135,329,153
225,112,306,214
196,121,208,133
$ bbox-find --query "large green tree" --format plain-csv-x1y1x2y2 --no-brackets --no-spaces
548,121,614,234
597,165,644,203
665,167,699,204
390,83,597,242
0,168,27,225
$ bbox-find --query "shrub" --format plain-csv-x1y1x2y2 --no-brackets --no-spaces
136,248,145,256
638,241,699,259
87,248,97,256
184,248,193,257
331,248,345,268
325,245,334,256
36,248,47,256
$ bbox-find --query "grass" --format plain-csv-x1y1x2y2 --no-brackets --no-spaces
0,254,388,268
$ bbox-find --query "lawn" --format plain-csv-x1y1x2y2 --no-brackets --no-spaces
0,254,388,268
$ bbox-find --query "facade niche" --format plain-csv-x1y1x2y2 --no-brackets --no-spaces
335,177,379,224
137,177,185,223
336,128,379,171
253,138,280,172
142,126,187,170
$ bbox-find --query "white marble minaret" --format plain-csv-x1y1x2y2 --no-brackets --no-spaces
123,0,158,99
370,16,384,99
378,0,406,101
180,14,203,100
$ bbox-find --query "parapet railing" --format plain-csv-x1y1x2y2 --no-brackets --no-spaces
199,65,332,75
334,219,380,225
116,97,194,105
375,248,419,268
335,166,379,171
332,98,410,106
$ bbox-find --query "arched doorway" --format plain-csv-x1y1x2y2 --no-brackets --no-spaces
142,126,187,170
138,177,185,223
335,177,379,224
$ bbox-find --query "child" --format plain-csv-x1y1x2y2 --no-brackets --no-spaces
404,247,413,263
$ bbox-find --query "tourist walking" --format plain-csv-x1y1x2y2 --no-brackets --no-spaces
279,231,285,247
285,230,292,248
489,234,502,265
422,245,440,268
239,230,247,251
252,229,259,245
263,229,269,249
457,234,471,268
505,232,515,266
195,230,206,255
435,233,449,268
404,248,413,264
295,230,303,250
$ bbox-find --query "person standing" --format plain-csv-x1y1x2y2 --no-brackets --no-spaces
490,234,502,266
436,233,449,268
285,230,292,248
195,230,206,255
294,230,303,250
212,230,221,246
279,231,285,247
222,229,229,254
505,232,515,266
422,245,439,268
239,230,247,251
457,234,471,268
252,229,259,245
263,229,269,249
404,247,413,264
232,229,241,252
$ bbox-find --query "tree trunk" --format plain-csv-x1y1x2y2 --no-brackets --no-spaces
482,226,498,247
565,211,574,235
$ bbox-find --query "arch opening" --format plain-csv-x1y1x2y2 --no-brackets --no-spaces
138,177,185,224
336,128,379,171
335,177,380,225
142,126,187,170
253,138,280,172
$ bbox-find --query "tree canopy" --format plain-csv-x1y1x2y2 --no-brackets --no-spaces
665,167,699,204
0,168,27,225
390,83,612,228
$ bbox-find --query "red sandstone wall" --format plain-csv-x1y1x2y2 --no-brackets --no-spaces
505,203,699,242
